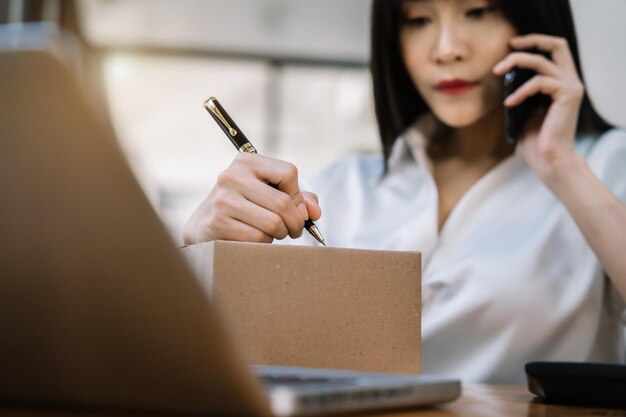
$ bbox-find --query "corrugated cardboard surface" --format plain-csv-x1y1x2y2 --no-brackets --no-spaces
182,241,421,374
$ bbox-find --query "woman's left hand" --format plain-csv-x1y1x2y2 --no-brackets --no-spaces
493,34,585,184
495,35,626,305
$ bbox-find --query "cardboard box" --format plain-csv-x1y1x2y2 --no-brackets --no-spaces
182,241,421,374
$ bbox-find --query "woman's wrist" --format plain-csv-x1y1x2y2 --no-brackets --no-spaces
535,150,589,198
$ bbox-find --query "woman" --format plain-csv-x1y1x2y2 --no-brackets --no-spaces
184,0,626,384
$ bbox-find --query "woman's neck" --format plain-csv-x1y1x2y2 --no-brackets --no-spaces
428,108,515,163
426,109,516,231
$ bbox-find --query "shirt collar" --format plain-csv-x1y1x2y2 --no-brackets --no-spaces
387,114,526,173
387,114,437,173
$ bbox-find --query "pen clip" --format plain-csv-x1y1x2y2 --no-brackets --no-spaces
205,98,238,137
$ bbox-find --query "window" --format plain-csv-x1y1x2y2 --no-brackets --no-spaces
79,0,379,243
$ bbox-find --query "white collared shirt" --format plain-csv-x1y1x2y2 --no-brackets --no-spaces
291,126,626,384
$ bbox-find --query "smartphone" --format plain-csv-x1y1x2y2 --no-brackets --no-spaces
526,361,626,408
503,52,551,144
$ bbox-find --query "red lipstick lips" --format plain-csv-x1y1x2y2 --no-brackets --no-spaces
435,79,480,95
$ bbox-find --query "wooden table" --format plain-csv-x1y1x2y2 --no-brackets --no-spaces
1,385,624,417
376,384,626,416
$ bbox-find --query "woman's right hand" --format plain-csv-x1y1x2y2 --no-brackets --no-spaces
182,152,321,245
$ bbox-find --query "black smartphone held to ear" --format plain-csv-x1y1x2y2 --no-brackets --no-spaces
503,68,534,144
503,51,552,144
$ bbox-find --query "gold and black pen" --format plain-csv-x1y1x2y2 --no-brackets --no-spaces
203,97,326,246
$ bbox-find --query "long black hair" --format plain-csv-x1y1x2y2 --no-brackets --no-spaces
370,0,612,165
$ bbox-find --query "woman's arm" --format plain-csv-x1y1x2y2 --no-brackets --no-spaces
543,151,626,301
493,34,626,300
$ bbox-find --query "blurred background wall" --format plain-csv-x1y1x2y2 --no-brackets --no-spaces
79,0,381,244
2,0,625,244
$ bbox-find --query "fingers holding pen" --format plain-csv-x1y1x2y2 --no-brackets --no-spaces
239,155,321,223
303,192,322,221
183,184,276,244
197,97,325,245
223,153,310,238
183,153,316,244
212,191,290,240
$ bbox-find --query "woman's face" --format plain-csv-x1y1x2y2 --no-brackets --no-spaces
399,0,518,128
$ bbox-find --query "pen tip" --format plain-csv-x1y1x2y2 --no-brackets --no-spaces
306,224,326,247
